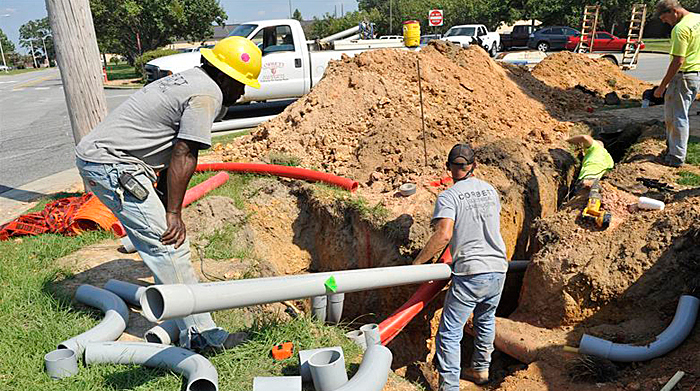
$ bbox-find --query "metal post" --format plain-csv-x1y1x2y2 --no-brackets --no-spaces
288,0,292,18
389,0,393,34
41,35,51,66
417,58,428,167
29,39,38,68
0,39,7,71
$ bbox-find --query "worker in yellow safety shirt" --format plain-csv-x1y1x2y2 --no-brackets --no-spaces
566,135,614,189
654,0,700,167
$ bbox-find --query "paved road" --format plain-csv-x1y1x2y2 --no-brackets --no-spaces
625,53,668,83
0,68,134,192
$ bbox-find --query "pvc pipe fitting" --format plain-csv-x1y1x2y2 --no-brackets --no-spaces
578,295,700,362
140,263,452,322
308,349,349,391
253,376,302,391
44,348,79,379
120,235,137,253
638,196,665,210
327,293,345,324
85,341,218,391
345,330,366,350
312,296,328,323
361,324,381,347
104,279,145,306
334,345,392,391
144,320,180,345
58,285,129,356
299,346,343,382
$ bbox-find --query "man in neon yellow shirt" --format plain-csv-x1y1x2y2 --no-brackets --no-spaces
654,0,700,167
567,135,614,188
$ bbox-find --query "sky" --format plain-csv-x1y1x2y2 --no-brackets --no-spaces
0,0,359,54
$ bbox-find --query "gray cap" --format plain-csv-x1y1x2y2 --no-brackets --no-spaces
447,143,475,165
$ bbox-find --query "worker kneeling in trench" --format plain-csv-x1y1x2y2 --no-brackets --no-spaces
412,143,508,387
74,37,262,353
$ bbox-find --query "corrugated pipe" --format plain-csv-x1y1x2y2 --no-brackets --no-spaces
334,345,392,391
140,264,452,322
195,163,359,192
112,171,230,237
211,115,276,133
57,285,129,356
85,341,218,391
576,295,700,362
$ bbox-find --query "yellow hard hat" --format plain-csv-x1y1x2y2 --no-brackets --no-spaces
201,36,262,89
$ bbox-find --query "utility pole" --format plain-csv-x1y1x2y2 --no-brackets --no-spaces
389,0,393,35
0,39,7,71
41,34,51,66
341,3,344,16
288,0,292,18
45,0,107,152
29,39,38,68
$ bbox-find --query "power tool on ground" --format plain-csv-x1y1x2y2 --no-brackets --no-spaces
581,180,611,229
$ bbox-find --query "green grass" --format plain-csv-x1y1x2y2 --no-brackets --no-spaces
105,63,140,81
686,136,700,166
188,172,260,210
677,171,700,186
202,222,252,260
313,183,389,224
269,152,301,167
641,38,670,53
0,67,45,76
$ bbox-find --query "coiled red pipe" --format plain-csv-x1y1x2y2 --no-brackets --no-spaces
111,172,231,237
379,248,452,345
196,163,359,192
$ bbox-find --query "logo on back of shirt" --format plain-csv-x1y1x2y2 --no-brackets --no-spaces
154,73,188,93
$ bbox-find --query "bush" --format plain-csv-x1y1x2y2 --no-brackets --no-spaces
134,48,179,78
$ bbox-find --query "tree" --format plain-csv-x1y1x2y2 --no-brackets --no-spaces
292,8,303,21
90,0,227,64
19,17,54,64
309,9,382,39
0,28,16,54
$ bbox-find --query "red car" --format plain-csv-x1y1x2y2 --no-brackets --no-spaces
566,31,645,51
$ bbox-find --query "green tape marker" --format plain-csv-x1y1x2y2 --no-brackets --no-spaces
325,276,337,292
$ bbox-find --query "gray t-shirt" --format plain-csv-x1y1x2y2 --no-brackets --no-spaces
433,177,508,275
76,67,223,180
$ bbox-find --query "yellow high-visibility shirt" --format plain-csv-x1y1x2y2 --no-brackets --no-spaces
670,12,700,72
578,141,614,181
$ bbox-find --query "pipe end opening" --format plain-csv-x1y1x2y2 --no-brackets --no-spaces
189,379,217,391
308,350,342,366
143,288,165,321
144,332,162,344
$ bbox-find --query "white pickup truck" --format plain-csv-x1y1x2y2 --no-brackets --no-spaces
441,24,500,57
145,19,408,103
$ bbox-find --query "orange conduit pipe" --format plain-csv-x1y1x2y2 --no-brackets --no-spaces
111,172,231,237
195,163,359,192
379,248,452,345
70,195,119,235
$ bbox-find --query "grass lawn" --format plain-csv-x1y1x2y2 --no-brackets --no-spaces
642,38,670,53
105,63,140,81
0,178,406,391
0,67,45,76
685,136,700,166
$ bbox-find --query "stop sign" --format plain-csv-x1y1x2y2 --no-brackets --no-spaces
429,9,443,27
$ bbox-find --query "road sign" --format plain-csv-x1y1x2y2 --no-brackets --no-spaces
429,9,443,27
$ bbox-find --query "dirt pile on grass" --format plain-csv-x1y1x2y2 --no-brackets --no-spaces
223,41,569,189
531,51,650,103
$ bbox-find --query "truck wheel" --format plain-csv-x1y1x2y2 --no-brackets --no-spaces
490,44,498,57
537,41,550,52
498,42,505,52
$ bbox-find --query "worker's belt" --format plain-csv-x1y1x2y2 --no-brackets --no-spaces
680,71,699,74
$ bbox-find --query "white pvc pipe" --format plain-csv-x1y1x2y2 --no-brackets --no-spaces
309,349,349,391
360,324,381,347
104,279,145,306
140,264,452,322
320,26,360,43
578,295,700,362
327,293,345,324
334,345,392,391
85,341,218,391
211,115,275,133
312,296,328,323
144,320,180,345
58,285,129,356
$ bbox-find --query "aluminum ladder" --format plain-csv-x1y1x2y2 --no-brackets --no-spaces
577,5,600,54
620,4,648,70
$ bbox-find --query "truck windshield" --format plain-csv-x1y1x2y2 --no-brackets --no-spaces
228,24,258,38
445,27,476,37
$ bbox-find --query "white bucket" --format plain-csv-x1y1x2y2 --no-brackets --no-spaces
638,196,665,210
120,236,137,253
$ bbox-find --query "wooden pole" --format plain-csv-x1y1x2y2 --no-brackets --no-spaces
417,58,428,167
45,0,107,148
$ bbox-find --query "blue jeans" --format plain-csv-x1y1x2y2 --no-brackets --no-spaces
436,272,506,391
76,158,228,349
664,73,700,164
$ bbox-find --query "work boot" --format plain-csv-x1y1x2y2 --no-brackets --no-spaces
464,368,489,385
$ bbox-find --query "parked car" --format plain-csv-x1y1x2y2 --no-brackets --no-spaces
420,34,442,45
442,24,501,57
565,31,646,51
527,26,580,52
500,24,538,51
0,65,10,71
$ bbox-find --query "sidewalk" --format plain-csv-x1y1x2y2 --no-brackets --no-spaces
0,167,84,225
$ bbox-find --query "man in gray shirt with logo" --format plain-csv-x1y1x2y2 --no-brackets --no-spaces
413,143,507,388
75,37,262,352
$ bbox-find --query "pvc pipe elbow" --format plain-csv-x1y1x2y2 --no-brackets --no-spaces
58,285,129,356
334,345,392,391
85,342,218,391
140,284,195,323
104,279,145,306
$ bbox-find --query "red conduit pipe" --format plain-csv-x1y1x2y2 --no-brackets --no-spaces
195,163,359,192
111,172,231,237
379,248,452,345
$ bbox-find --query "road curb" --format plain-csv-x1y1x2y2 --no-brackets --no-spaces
103,84,143,90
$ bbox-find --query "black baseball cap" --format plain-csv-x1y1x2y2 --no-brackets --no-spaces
447,143,475,165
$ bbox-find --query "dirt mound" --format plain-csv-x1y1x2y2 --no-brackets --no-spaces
223,41,568,188
531,51,650,103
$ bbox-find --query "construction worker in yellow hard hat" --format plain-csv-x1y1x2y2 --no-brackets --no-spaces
74,36,262,353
